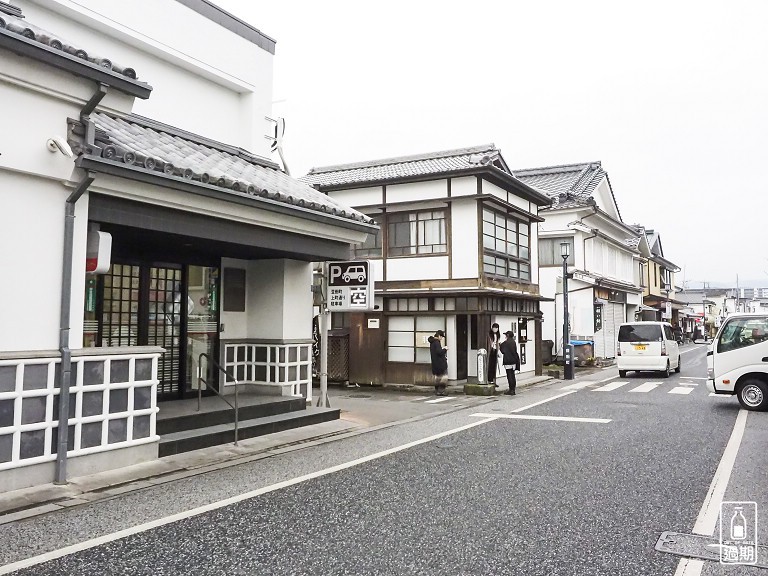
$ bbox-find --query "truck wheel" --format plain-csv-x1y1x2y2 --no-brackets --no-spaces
619,370,627,378
675,357,681,374
737,380,768,411
662,362,671,378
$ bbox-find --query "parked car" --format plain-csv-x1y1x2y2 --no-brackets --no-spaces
707,313,768,411
616,321,681,378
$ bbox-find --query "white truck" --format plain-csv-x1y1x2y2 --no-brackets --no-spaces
707,313,768,410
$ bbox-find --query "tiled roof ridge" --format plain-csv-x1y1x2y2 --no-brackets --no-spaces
307,144,497,175
124,113,280,170
512,160,601,177
0,12,139,79
76,114,373,225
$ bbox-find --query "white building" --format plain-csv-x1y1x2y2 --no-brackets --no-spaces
513,162,643,360
302,145,552,384
0,0,374,492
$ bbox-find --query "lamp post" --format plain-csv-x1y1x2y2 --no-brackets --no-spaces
561,241,573,380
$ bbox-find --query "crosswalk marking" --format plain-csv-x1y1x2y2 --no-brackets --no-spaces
679,382,698,386
424,396,456,404
669,387,694,395
594,381,629,392
630,382,659,393
561,381,595,391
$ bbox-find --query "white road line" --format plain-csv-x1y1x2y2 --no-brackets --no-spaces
669,387,694,395
709,393,718,397
0,390,576,574
594,381,628,392
424,396,455,404
679,382,698,386
510,390,576,413
629,382,658,393
692,409,749,536
409,396,429,401
680,347,705,355
471,414,611,424
560,381,594,390
673,558,705,576
596,374,620,383
680,376,706,380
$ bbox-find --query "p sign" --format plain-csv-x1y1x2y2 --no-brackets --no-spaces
327,260,373,311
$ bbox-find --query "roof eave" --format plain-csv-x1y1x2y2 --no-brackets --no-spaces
76,155,377,234
310,166,552,207
0,28,152,99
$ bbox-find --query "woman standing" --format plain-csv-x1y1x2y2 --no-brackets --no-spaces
429,330,448,396
500,331,521,395
487,322,501,386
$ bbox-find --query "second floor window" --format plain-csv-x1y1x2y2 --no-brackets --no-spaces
388,210,447,256
482,207,530,281
539,237,575,266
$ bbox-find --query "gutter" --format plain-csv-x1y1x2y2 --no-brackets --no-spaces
0,28,152,99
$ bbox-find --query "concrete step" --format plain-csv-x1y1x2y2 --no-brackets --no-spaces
158,407,341,457
157,396,306,435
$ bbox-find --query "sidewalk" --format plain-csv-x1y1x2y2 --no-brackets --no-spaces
0,371,563,523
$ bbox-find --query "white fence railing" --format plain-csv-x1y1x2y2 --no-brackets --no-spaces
0,347,162,472
222,341,312,401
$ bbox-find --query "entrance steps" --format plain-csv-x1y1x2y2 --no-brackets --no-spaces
157,394,339,457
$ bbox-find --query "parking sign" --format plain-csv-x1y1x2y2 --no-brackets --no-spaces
327,260,374,311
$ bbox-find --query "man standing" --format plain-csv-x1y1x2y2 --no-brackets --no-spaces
428,330,448,396
500,331,520,395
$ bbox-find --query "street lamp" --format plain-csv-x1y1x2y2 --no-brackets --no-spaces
561,241,573,380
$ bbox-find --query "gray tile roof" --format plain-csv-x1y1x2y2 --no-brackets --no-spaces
302,144,508,187
512,161,606,209
80,113,372,224
0,9,139,79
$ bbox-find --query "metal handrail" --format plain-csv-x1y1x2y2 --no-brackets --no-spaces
196,352,241,445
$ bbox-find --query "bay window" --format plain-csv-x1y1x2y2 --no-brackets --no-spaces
482,206,531,281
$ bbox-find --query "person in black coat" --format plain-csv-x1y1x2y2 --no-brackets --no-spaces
428,330,448,396
487,323,501,385
500,330,521,395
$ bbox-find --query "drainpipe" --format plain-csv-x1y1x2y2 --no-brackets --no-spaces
54,84,107,485
54,175,94,484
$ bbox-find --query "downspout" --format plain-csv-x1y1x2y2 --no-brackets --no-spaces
54,83,107,485
54,175,94,484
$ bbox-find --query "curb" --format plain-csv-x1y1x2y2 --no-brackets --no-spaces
0,390,512,524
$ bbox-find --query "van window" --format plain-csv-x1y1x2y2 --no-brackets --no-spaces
664,326,674,340
618,324,662,343
717,317,768,353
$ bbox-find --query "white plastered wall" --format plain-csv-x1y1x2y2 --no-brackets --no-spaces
450,198,478,279
20,0,275,155
221,258,312,341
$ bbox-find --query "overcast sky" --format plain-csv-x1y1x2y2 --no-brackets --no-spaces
217,0,768,288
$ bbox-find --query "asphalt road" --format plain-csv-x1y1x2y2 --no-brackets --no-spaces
3,344,766,575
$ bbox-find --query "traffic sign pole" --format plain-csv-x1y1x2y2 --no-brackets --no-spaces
318,262,330,408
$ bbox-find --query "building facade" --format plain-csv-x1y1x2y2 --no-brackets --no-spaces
303,145,552,385
514,162,644,361
0,0,373,491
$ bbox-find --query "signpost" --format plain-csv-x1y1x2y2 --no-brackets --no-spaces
317,261,374,407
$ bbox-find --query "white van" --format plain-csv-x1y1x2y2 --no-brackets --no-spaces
707,313,768,411
616,321,681,378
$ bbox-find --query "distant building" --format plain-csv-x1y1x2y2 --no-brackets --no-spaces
513,161,643,360
303,145,552,384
